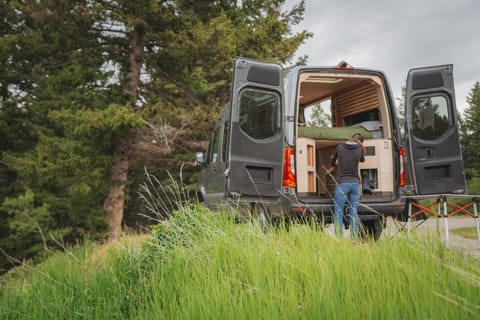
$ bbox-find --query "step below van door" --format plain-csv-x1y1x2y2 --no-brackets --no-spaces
226,58,284,198
405,64,466,195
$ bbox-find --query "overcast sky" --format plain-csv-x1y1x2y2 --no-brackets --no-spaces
284,0,480,114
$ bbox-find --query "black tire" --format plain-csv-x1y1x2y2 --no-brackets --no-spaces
360,219,383,241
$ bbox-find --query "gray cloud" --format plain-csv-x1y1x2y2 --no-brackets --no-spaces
285,0,480,113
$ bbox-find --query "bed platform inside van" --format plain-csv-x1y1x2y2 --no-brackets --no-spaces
297,126,372,140
297,120,383,141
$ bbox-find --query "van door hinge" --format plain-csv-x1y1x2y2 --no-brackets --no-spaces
224,168,230,177
287,116,295,122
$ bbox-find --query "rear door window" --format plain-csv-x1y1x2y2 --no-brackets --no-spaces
238,89,280,139
412,95,450,140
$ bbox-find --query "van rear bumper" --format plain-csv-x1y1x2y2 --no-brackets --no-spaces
218,193,406,223
280,196,406,222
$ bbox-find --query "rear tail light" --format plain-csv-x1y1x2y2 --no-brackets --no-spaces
399,147,406,187
282,147,296,188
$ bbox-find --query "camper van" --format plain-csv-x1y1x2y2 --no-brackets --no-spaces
196,58,466,238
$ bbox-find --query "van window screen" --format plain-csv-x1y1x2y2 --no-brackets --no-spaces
412,95,450,140
238,89,280,139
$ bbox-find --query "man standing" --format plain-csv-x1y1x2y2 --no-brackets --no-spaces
329,133,365,237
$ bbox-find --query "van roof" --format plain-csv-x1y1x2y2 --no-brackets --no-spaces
286,65,387,78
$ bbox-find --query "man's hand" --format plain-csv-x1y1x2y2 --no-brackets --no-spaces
353,138,366,153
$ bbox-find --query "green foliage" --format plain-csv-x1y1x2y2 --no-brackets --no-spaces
2,189,51,235
0,132,109,267
0,0,311,272
459,81,480,198
0,189,63,270
450,227,478,239
142,203,225,260
467,176,480,195
49,104,144,147
461,82,480,173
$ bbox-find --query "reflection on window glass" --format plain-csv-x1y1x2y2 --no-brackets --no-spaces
412,95,450,140
239,89,279,139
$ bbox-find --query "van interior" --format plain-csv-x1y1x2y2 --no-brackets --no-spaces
295,71,394,202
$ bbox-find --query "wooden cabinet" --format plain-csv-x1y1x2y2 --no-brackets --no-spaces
296,138,316,193
359,139,393,193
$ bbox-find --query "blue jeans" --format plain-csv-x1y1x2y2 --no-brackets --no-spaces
333,182,360,237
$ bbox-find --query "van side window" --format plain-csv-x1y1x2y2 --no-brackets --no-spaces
412,95,450,140
238,89,280,139
344,109,379,126
222,121,229,162
303,100,332,127
206,127,221,165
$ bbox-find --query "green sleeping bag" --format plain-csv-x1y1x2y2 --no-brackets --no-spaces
297,126,373,140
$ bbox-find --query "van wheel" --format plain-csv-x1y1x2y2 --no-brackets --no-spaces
360,219,383,241
197,192,206,206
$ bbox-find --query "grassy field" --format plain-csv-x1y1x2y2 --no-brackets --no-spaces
451,227,479,239
1,204,479,319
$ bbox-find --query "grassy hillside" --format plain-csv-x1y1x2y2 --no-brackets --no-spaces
1,204,479,319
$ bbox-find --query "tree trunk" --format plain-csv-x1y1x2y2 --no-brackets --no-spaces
123,25,145,103
103,152,129,240
104,25,144,239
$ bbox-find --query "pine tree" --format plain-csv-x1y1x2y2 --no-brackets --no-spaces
0,0,311,268
92,0,311,238
0,1,142,268
461,81,480,177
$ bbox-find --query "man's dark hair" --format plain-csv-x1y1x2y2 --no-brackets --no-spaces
352,133,364,142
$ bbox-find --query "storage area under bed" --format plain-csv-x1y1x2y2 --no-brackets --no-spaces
296,137,394,201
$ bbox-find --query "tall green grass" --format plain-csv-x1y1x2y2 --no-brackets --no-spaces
1,204,479,319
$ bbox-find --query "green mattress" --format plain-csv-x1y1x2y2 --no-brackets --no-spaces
297,126,373,140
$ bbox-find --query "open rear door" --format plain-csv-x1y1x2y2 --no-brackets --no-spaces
226,58,284,198
405,65,466,195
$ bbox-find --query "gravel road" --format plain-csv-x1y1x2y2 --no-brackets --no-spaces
320,216,480,259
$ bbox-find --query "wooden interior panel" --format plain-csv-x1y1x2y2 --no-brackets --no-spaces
299,78,359,106
296,138,317,193
308,172,315,193
307,145,314,166
335,83,379,120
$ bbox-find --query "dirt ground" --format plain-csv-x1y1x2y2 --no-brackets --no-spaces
384,217,480,259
